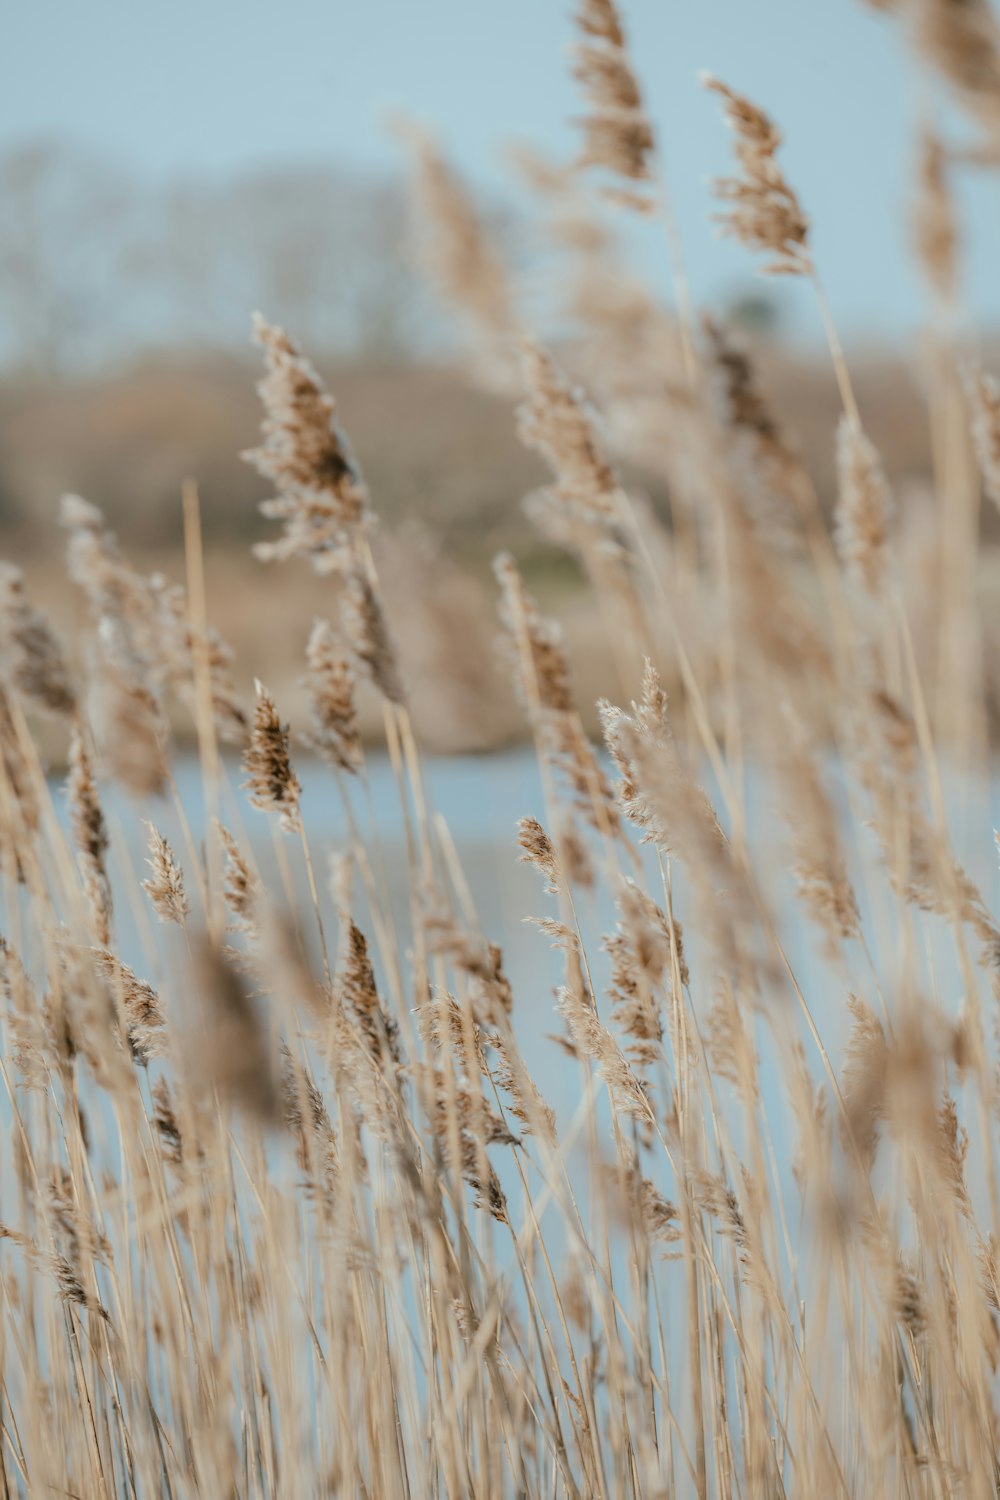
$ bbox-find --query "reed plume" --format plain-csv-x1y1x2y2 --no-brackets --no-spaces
402,125,515,352
242,682,302,831
340,569,405,706
913,129,959,306
66,723,112,947
62,493,171,794
494,552,574,716
704,74,811,274
245,315,370,571
703,313,810,550
571,0,656,198
92,949,166,1066
0,564,76,719
517,815,559,888
304,618,363,774
142,823,190,926
913,0,1000,144
188,935,280,1123
964,361,1000,511
214,820,262,936
517,338,623,536
834,417,894,597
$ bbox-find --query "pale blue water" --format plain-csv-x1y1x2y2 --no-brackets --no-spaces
34,747,1000,1131
36,743,987,1231
4,749,1000,1493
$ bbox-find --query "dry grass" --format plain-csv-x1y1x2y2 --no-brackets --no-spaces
4,3,1000,1496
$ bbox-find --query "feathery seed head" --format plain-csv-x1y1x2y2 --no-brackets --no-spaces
517,816,559,888
242,682,302,832
142,824,189,926
572,0,655,190
340,569,405,705
914,130,959,306
214,821,262,936
189,935,280,1124
834,417,894,597
304,618,363,774
402,125,514,348
246,315,370,570
494,553,574,716
92,949,166,1066
914,0,1000,143
704,75,811,275
67,725,112,947
517,339,622,535
0,565,77,719
964,362,1000,513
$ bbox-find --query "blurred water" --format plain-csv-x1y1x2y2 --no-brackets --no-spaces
5,747,1000,1472
36,746,1000,1134
28,743,980,1200
102,749,584,1118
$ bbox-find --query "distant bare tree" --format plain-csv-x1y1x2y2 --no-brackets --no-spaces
0,140,140,375
0,143,442,375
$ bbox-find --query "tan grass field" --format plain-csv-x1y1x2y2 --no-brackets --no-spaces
5,1,1000,1496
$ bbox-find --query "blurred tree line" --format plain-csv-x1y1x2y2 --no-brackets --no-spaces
0,138,441,376
0,136,821,557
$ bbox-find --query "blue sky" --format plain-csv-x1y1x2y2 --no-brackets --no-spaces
8,0,1000,343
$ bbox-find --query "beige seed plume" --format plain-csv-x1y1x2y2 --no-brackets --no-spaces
913,131,958,307
703,75,811,276
304,619,363,775
340,569,404,706
100,672,169,798
486,1028,556,1142
913,0,1000,144
774,715,861,949
155,581,248,746
576,0,626,45
244,315,369,572
61,495,159,664
338,919,401,1068
605,1147,681,1245
495,554,617,836
423,903,514,1019
557,982,651,1120
494,553,574,715
605,880,669,1073
61,495,171,794
702,315,809,551
152,1077,183,1164
242,683,302,832
834,417,894,597
517,816,559,888
67,724,112,947
557,814,594,888
963,362,1000,511
402,125,514,348
214,821,261,936
572,0,655,193
0,564,76,719
840,993,887,1171
92,949,166,1066
67,726,107,871
142,824,189,926
188,936,280,1125
0,690,41,892
517,339,623,534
